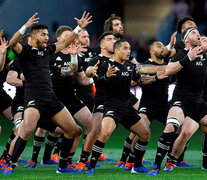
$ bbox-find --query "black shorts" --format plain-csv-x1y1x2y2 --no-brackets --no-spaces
170,97,207,122
24,90,64,120
11,93,24,116
103,105,141,129
138,101,169,125
77,94,94,112
59,95,85,116
37,108,57,133
0,89,12,113
93,97,104,114
129,92,138,107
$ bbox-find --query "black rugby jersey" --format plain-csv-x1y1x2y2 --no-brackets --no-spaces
9,57,24,97
171,49,207,101
76,48,94,97
174,40,185,52
88,54,110,100
98,59,141,109
0,56,12,88
140,59,169,106
17,43,56,91
50,51,83,96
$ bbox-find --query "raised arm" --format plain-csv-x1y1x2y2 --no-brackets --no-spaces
9,13,39,54
55,11,92,53
136,63,166,74
165,46,201,76
162,31,177,58
0,37,9,71
138,66,167,85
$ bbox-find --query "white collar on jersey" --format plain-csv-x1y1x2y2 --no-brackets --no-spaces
31,47,38,50
31,46,46,51
148,58,153,62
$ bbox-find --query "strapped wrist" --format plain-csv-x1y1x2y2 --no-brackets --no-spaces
19,25,27,35
71,54,78,64
166,43,173,51
73,26,82,35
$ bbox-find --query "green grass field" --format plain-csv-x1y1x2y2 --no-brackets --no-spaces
0,117,207,179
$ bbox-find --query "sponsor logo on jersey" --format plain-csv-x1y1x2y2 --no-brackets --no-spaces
200,54,206,61
115,67,120,71
56,56,62,61
121,72,129,76
17,106,24,112
106,111,114,116
37,51,44,56
173,101,181,106
139,107,147,112
27,100,35,106
84,57,91,62
196,61,203,66
64,62,70,66
97,105,104,110
127,66,132,71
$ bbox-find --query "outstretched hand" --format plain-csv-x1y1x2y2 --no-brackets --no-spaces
0,37,9,55
170,31,177,47
74,11,92,28
187,46,202,61
156,66,168,80
106,64,116,78
25,13,39,29
68,43,87,55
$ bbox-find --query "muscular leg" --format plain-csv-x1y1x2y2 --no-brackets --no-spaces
51,107,79,169
9,108,40,166
89,117,116,169
151,106,184,170
129,118,150,168
76,112,103,166
201,125,207,168
170,117,199,160
73,106,92,135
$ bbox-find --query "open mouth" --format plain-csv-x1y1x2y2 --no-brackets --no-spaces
42,42,47,48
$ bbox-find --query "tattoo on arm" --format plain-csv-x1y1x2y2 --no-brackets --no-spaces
61,64,78,77
140,75,156,84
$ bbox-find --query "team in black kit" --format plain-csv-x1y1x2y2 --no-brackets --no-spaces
0,9,207,177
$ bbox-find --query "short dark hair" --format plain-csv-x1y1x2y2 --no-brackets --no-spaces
19,33,31,44
176,16,194,34
113,39,128,51
104,14,122,32
31,24,48,34
56,25,73,38
98,31,114,44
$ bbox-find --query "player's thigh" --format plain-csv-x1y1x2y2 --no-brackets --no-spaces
180,117,199,140
51,107,78,134
73,106,92,128
129,118,150,141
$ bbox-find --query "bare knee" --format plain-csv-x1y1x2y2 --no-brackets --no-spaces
65,125,80,139
99,131,111,142
180,130,192,142
35,128,46,137
140,129,151,142
20,123,36,140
